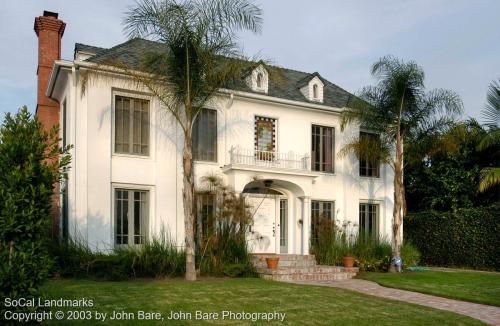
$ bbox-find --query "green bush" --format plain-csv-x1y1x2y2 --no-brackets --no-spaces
0,107,70,315
405,205,500,270
196,176,256,277
311,218,421,272
51,233,185,280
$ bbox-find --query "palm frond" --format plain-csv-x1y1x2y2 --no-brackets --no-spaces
482,79,500,129
479,167,500,192
337,135,392,165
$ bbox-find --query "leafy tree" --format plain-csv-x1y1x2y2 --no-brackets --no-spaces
0,107,70,309
119,0,262,280
478,79,500,192
405,120,496,211
339,56,462,272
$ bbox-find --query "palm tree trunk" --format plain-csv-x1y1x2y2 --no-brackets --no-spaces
390,131,404,273
182,130,197,281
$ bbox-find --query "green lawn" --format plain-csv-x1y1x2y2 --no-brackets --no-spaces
357,270,500,306
37,278,484,325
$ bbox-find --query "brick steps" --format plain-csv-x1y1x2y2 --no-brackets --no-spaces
253,254,359,282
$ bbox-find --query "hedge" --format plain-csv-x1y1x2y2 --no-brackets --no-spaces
405,204,500,270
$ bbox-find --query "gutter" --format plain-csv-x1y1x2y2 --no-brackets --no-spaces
47,60,346,114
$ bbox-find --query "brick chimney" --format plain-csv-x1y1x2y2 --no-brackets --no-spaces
34,10,65,130
34,11,66,237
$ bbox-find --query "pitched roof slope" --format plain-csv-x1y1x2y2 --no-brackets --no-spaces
82,38,353,108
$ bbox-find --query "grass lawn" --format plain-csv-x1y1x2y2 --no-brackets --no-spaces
38,278,484,325
357,270,500,306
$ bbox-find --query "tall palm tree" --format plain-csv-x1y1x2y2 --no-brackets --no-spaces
121,0,263,280
339,56,463,272
478,79,500,192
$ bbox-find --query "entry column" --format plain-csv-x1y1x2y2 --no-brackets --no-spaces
299,196,311,255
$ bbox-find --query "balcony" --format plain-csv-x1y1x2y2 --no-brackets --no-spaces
228,146,311,172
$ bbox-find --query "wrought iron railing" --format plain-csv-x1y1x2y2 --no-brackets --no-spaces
229,146,310,171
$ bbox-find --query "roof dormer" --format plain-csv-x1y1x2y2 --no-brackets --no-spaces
246,64,268,94
299,73,324,103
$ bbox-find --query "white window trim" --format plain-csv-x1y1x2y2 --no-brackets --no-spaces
111,89,155,160
111,183,155,248
359,199,384,238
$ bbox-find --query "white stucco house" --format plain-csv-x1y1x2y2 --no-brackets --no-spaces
35,12,394,256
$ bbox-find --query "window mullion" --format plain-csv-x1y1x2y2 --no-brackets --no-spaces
128,190,134,245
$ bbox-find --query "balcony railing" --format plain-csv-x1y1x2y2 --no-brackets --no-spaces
229,146,310,171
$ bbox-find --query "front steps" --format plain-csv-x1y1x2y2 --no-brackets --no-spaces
252,254,358,282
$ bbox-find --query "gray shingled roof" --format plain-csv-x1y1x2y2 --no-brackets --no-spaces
79,38,353,108
74,43,107,58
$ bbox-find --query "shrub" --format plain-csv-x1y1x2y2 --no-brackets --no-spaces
51,232,185,280
0,107,70,315
196,176,256,277
405,205,500,270
311,218,420,272
400,242,421,267
310,218,350,266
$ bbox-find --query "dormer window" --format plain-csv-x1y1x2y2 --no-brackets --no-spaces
299,74,324,103
246,64,268,93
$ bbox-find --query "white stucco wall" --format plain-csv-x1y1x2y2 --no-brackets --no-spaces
53,65,394,253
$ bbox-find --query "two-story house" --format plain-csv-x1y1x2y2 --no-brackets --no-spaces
35,11,394,255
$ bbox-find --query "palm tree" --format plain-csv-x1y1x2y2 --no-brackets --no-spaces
120,0,263,280
339,56,463,272
478,79,500,192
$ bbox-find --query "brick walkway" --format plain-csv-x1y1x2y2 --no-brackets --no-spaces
291,279,500,325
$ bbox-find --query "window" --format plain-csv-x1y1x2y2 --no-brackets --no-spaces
359,203,378,238
256,73,263,88
313,84,318,99
359,132,380,177
195,193,216,244
312,125,334,173
311,200,334,240
115,95,150,155
255,116,276,160
193,108,217,162
115,189,149,245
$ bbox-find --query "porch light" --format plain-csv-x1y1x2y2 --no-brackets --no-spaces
263,179,273,188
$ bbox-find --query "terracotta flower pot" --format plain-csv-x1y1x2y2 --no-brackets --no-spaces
266,257,280,269
343,256,355,268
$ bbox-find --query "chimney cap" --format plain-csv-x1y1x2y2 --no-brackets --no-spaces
43,11,59,19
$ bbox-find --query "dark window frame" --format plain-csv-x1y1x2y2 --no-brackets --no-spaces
114,188,149,246
311,124,335,173
359,131,380,177
193,108,218,162
359,203,378,238
310,200,335,241
114,95,150,156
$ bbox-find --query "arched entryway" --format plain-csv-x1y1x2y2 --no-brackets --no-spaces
242,179,303,255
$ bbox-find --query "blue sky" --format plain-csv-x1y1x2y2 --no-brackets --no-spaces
1,0,499,122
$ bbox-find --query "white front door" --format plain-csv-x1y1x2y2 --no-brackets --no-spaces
247,196,277,254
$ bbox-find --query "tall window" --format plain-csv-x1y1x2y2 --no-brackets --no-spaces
195,193,216,245
312,125,334,172
193,108,217,162
359,132,380,177
115,95,150,155
255,116,276,160
311,200,334,240
359,203,378,238
115,189,149,245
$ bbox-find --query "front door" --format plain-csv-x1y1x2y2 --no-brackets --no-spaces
246,195,277,254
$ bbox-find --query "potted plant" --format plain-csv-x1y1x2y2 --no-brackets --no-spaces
265,256,279,269
342,227,355,268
